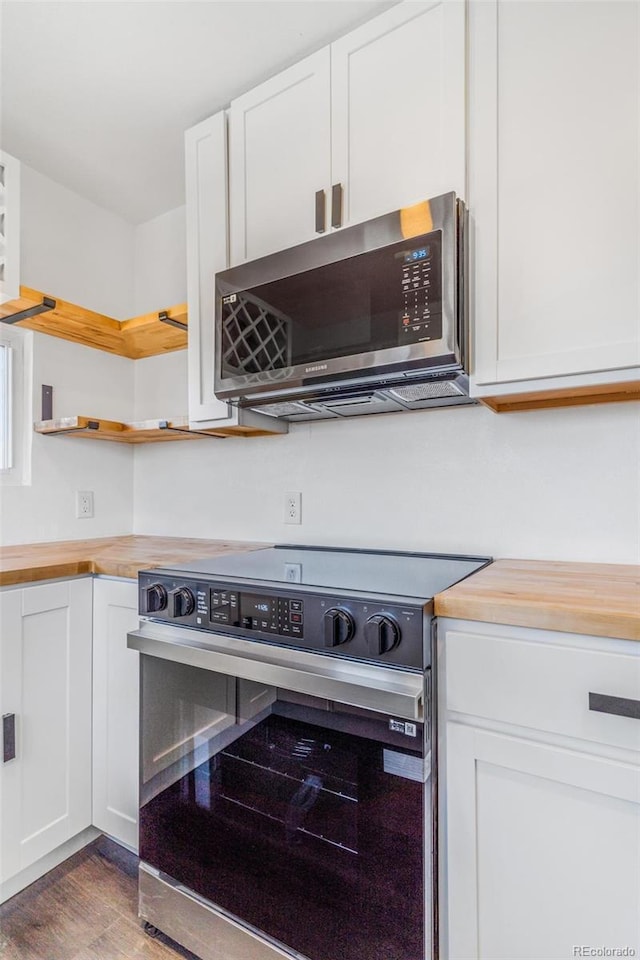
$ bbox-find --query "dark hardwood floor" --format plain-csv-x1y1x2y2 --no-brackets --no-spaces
0,837,200,960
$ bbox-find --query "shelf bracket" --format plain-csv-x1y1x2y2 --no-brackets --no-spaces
40,420,100,436
158,421,227,440
41,385,53,421
158,311,187,331
1,296,56,325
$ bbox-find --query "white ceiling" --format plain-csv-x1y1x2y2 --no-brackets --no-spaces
1,0,397,224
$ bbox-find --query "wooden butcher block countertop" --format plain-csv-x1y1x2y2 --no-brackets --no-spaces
2,541,638,641
0,535,269,586
434,559,640,642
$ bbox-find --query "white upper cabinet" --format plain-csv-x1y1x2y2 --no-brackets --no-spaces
186,112,233,423
185,112,289,431
229,49,332,265
228,0,465,265
331,0,465,229
470,0,640,390
0,151,20,304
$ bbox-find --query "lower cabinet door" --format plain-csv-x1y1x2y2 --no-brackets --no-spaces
92,578,140,850
0,579,93,882
445,723,640,959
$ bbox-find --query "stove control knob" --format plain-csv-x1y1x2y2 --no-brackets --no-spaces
324,608,355,647
145,583,167,614
170,587,195,618
365,615,400,656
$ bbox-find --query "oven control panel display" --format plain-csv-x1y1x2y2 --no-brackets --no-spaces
138,572,425,670
211,588,304,639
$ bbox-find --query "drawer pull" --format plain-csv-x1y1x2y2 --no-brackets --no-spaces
588,692,640,720
315,189,326,233
3,713,16,762
331,183,343,229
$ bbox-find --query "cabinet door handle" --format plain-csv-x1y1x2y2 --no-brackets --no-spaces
3,713,16,762
331,183,343,229
315,189,326,234
589,692,640,720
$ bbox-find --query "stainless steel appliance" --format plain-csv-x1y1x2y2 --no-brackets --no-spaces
214,192,472,420
128,545,490,960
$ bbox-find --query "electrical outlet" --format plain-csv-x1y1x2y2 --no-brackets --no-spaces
284,563,302,582
76,490,94,519
284,490,301,525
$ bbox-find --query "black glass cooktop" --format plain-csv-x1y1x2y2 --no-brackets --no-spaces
161,545,490,601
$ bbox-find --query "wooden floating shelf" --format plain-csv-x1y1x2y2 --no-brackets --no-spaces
34,416,281,443
0,286,188,359
480,379,640,413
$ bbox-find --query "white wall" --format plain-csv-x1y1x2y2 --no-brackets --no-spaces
20,163,135,318
133,350,187,420
1,167,191,546
0,333,134,545
0,164,136,546
9,164,640,564
133,397,640,564
133,206,186,315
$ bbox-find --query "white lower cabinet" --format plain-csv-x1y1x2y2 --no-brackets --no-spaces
440,621,640,959
0,578,93,885
92,577,140,850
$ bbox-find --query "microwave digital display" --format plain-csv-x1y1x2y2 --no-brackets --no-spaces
219,230,443,378
404,247,430,263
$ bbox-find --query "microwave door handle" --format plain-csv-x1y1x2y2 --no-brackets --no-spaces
315,189,326,233
331,183,343,229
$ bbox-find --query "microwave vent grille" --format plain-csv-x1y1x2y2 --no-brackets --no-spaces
389,381,465,402
251,401,312,418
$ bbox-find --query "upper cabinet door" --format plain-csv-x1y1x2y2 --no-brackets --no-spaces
186,112,236,424
331,0,466,229
185,113,288,434
229,49,332,265
471,0,640,387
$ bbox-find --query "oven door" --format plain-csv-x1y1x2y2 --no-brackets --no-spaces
130,623,432,960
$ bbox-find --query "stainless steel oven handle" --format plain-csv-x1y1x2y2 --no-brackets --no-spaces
128,622,424,721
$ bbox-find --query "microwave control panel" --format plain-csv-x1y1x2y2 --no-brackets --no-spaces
398,231,443,344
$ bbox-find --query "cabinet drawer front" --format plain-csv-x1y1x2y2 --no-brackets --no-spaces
21,580,70,616
445,629,640,753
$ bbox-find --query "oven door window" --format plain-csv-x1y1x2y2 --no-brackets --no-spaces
140,657,427,960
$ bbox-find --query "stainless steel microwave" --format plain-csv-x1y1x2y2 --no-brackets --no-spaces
214,192,472,421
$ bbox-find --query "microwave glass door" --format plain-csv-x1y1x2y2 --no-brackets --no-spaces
139,655,427,960
220,231,442,378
